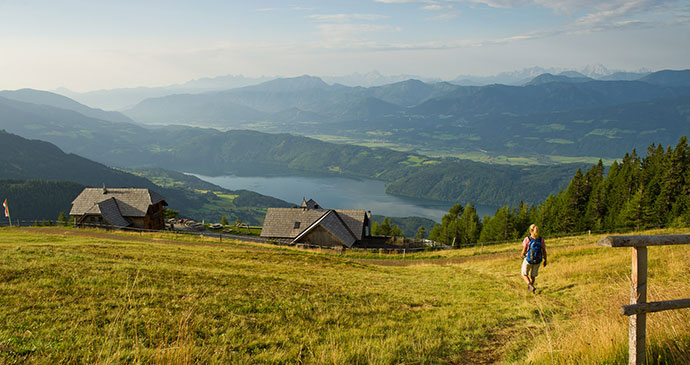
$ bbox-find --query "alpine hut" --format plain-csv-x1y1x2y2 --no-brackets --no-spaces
70,186,167,230
260,198,370,247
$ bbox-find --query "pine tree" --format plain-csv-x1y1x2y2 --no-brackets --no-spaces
371,221,380,235
428,224,442,242
415,226,426,240
535,193,564,235
561,168,586,232
583,160,606,230
479,206,515,242
513,201,532,238
221,216,228,226
616,188,645,230
458,203,481,245
379,217,394,236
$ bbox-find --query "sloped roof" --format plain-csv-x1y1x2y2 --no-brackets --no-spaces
292,210,357,247
261,208,328,238
96,198,131,227
70,187,167,217
260,207,367,242
334,210,367,240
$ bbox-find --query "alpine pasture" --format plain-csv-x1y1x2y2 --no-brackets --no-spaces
1,227,689,363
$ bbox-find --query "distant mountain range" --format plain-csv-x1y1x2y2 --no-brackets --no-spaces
114,69,690,160
53,65,652,110
0,95,583,207
452,65,650,86
0,89,137,125
55,74,275,110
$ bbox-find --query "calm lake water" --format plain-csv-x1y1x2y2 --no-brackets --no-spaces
191,174,499,223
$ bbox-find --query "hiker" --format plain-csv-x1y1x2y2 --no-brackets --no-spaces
520,224,547,293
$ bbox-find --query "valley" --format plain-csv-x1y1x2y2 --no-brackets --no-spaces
2,69,690,228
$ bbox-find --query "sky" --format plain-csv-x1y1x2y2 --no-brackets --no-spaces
1,0,689,91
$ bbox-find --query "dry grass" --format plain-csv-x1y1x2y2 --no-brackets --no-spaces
0,227,689,363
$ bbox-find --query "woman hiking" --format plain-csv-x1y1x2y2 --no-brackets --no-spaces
520,224,547,293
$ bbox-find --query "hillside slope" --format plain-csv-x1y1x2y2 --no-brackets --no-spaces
0,131,292,224
0,94,584,206
0,227,687,363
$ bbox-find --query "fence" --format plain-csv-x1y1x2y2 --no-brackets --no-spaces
597,235,690,365
0,219,269,244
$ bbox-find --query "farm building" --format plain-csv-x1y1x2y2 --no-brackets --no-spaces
70,186,167,230
260,198,371,247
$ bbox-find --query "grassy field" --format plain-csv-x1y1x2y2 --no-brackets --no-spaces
1,227,689,363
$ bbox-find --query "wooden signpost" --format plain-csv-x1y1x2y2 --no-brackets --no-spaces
597,235,690,365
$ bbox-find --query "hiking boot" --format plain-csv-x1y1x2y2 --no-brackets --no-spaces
528,284,535,293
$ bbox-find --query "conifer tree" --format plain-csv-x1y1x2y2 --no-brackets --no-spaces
583,160,606,230
415,226,426,240
616,188,645,230
458,203,481,245
371,221,380,235
479,206,515,242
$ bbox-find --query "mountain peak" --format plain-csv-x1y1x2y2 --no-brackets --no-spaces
526,73,593,86
249,75,330,92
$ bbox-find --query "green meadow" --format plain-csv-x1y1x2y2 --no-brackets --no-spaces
1,227,689,363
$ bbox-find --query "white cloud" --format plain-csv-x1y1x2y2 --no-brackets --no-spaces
307,13,389,22
421,4,455,10
426,12,460,20
256,8,278,12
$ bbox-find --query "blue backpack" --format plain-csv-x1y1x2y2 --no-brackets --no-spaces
526,237,543,264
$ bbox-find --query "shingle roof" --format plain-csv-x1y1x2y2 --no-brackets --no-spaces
260,208,328,238
260,207,367,243
97,198,131,227
334,210,367,240
70,187,167,217
292,210,357,247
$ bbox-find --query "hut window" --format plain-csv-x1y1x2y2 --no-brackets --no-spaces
294,222,301,229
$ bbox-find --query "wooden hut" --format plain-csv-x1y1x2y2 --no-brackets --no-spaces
261,199,370,247
70,186,167,230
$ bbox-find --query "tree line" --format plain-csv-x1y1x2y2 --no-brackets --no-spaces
427,137,690,247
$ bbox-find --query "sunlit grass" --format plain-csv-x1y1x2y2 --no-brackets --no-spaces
0,227,688,363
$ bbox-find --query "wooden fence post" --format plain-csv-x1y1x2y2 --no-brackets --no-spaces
630,246,647,365
598,235,690,365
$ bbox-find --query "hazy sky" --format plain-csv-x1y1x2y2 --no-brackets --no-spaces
1,0,689,91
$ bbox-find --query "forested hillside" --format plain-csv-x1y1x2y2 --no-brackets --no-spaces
429,137,690,245
0,180,85,221
0,131,292,224
0,92,583,206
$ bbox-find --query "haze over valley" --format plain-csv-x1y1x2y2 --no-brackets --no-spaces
2,67,690,224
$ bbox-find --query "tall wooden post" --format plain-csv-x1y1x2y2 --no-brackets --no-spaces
598,235,690,365
630,246,647,365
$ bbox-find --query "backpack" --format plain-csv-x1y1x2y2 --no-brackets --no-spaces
526,237,543,264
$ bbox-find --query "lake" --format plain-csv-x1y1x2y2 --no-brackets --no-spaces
191,174,499,223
